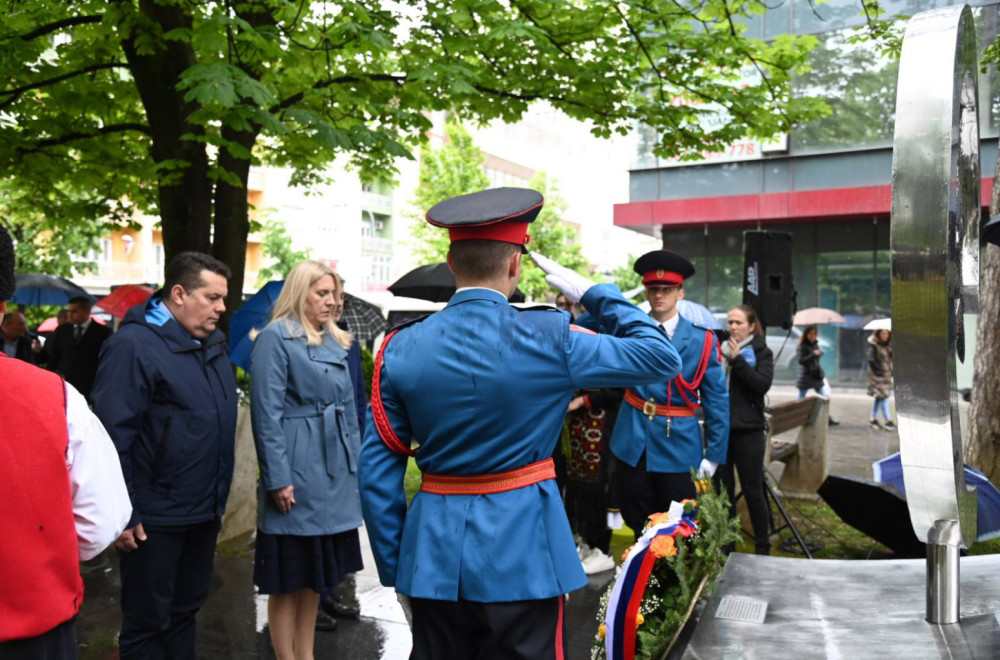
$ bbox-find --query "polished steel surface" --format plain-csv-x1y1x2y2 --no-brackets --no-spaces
890,4,979,549
682,554,1000,659
927,520,962,624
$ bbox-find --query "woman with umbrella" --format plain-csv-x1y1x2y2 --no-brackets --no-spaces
867,329,895,430
796,326,840,425
249,261,364,659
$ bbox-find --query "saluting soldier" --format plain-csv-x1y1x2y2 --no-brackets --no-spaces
588,250,729,537
358,188,681,660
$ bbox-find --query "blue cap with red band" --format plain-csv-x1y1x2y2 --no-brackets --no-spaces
633,249,695,287
426,187,544,253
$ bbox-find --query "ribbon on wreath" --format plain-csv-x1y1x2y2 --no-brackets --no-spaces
604,500,699,660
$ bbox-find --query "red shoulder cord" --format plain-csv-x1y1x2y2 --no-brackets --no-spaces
667,330,717,414
370,328,416,457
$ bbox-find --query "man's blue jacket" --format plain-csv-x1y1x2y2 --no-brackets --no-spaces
359,284,681,602
92,299,238,528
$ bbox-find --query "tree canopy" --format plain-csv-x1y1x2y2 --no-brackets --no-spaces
0,0,824,318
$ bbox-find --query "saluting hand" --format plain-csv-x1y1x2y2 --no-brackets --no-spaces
529,252,596,303
271,485,295,514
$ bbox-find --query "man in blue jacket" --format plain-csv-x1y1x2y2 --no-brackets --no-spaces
92,251,238,659
359,187,681,660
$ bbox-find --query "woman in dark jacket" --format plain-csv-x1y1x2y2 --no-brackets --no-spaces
796,325,839,425
718,304,773,554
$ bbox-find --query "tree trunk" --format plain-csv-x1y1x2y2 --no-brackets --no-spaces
119,0,212,266
214,125,258,332
967,153,1000,484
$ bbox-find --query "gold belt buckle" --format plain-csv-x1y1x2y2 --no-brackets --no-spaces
642,400,657,419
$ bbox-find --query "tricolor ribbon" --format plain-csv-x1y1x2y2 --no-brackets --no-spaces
604,501,699,660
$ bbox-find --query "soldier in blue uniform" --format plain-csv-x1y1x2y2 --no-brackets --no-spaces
358,187,682,660
582,250,730,537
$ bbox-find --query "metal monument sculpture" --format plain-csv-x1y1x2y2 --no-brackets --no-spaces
890,3,980,625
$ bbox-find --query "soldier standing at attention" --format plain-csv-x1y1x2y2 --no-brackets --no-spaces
359,187,681,660
589,250,730,538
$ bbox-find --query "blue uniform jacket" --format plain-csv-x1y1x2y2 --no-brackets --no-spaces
359,284,681,602
251,320,363,536
92,300,238,528
602,315,729,472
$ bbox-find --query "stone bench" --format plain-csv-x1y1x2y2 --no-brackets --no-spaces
763,396,829,497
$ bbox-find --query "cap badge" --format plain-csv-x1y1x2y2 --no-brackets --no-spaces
656,269,665,278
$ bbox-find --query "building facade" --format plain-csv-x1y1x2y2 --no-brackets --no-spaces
614,0,1000,384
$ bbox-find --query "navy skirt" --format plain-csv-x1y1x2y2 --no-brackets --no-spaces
253,528,363,595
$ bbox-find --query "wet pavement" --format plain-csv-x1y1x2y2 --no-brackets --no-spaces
76,385,906,659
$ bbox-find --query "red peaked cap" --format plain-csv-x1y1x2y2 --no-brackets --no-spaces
426,187,544,254
634,249,695,287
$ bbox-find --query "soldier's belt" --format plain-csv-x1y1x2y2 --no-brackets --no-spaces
624,389,697,418
419,458,556,495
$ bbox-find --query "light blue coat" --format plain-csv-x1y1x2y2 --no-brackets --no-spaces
251,320,362,536
359,284,681,602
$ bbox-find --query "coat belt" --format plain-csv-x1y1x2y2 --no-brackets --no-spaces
419,458,556,495
282,401,356,477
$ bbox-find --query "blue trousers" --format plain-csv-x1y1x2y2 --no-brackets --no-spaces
118,519,220,659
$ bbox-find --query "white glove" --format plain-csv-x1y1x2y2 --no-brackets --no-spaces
529,251,596,303
607,511,624,530
697,459,718,478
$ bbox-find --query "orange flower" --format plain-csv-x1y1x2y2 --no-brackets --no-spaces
649,534,677,558
635,612,645,627
647,512,671,526
599,623,606,639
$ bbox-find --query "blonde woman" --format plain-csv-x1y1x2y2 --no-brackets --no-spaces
250,261,363,660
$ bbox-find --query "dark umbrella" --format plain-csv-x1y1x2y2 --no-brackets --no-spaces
817,474,925,557
388,262,525,303
10,273,95,306
228,280,283,372
341,292,388,343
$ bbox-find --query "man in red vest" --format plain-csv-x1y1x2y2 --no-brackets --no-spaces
0,226,132,658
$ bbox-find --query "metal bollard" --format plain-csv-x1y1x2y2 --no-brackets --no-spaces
926,519,961,624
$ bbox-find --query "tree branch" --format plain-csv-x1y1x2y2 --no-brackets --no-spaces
11,15,103,42
17,123,151,154
270,74,407,114
0,62,129,112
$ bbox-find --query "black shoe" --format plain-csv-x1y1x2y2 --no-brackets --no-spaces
828,418,841,426
869,419,882,430
883,421,896,430
320,595,360,620
316,608,338,631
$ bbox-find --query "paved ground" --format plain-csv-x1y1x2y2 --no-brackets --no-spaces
76,385,913,659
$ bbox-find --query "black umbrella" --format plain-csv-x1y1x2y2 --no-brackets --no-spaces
10,273,96,306
341,292,388,342
388,262,525,303
818,474,925,557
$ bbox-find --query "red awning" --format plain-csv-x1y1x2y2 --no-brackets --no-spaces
614,178,995,230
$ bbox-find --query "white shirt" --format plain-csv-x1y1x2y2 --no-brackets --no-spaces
73,318,92,339
659,314,680,340
65,381,132,560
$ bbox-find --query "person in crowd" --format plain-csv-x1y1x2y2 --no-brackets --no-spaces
251,261,364,658
92,252,238,659
43,295,112,401
867,329,895,430
56,308,71,326
554,292,575,318
582,249,728,538
716,304,774,555
564,387,624,574
1,309,36,364
359,187,680,660
0,225,131,659
795,325,840,425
